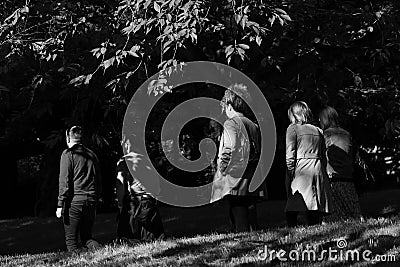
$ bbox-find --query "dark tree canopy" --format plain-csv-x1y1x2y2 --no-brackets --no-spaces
0,0,399,217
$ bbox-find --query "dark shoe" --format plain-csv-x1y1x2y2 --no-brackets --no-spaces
85,239,102,250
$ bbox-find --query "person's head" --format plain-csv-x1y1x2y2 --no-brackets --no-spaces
221,84,249,119
319,106,339,130
66,126,83,148
287,101,313,124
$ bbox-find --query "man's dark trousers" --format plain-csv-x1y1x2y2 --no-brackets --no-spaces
63,197,99,251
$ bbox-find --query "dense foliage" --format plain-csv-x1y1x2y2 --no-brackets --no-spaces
0,0,399,217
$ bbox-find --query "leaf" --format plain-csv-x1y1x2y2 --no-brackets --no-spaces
154,2,161,12
278,16,284,26
84,74,92,85
238,43,249,50
122,22,135,35
281,14,292,21
103,57,115,70
237,47,245,60
127,51,140,57
178,29,187,37
69,75,85,86
144,0,152,9
190,32,197,43
235,14,241,24
91,48,100,55
269,15,276,26
275,8,287,15
241,15,248,29
256,36,262,46
5,8,22,26
106,79,118,88
20,6,29,14
225,45,234,57
130,45,140,52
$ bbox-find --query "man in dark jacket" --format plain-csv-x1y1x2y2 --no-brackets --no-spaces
56,126,102,251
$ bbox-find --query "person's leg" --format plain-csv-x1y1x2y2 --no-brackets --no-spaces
231,206,249,232
129,199,143,240
248,202,259,231
80,200,100,249
116,203,133,239
228,196,250,232
306,211,322,226
146,200,164,239
63,202,81,251
135,198,164,241
286,211,298,227
228,198,236,231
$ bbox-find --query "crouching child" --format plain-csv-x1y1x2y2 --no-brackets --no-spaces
115,152,164,243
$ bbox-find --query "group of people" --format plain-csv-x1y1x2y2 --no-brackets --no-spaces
56,88,362,252
284,101,362,226
56,126,165,251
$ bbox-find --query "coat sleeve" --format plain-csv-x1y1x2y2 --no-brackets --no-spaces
58,151,73,207
322,131,333,178
285,124,297,179
218,119,237,173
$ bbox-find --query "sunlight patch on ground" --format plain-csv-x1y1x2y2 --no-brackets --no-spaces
0,216,399,266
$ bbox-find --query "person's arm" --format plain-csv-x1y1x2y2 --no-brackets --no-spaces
115,167,126,212
57,151,72,217
94,154,103,202
251,124,261,162
218,119,237,174
285,124,297,179
320,130,331,178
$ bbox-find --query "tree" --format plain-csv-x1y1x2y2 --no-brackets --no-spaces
1,0,399,217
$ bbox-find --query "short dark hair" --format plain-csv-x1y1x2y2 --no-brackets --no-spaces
319,106,339,130
67,126,83,141
288,101,313,124
221,84,250,114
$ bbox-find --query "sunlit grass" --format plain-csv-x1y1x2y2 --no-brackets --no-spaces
1,216,399,266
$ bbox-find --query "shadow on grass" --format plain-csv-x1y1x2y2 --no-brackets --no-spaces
152,231,283,266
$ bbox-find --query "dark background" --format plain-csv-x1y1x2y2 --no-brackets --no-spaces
1,0,399,219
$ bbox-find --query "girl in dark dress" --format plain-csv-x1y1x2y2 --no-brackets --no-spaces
319,106,362,221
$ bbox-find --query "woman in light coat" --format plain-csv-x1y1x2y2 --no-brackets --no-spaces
285,101,332,226
211,86,266,232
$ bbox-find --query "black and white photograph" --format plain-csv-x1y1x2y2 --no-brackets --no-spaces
0,0,399,266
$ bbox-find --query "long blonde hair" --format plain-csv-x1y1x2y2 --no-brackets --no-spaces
287,101,313,124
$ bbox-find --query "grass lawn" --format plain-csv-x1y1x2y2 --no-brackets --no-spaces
0,189,399,266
